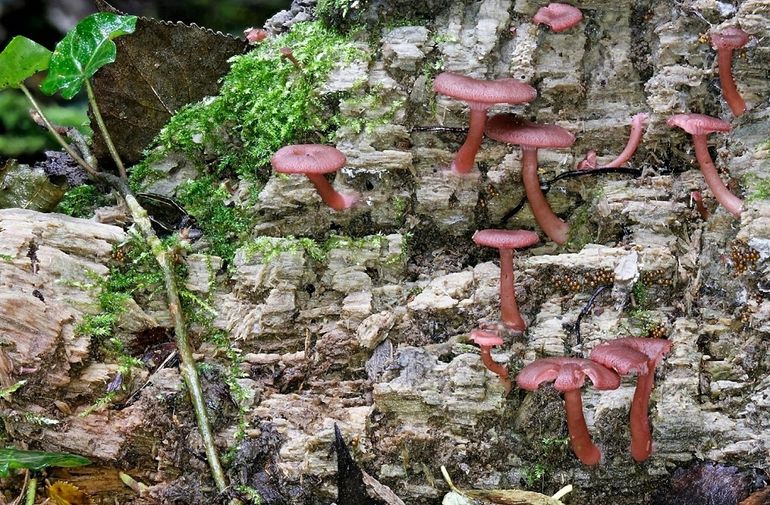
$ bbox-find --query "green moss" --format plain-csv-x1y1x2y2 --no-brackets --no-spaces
631,281,648,308
54,184,113,218
316,0,365,25
744,173,770,203
152,22,367,179
128,152,167,193
334,92,405,138
176,175,255,261
243,235,325,264
235,485,265,504
324,233,388,252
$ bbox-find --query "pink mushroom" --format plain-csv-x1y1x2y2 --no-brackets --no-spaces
691,191,711,220
280,46,301,69
433,72,537,175
472,229,539,331
271,144,358,210
244,27,268,44
470,327,512,395
517,357,620,465
533,3,584,32
667,114,742,217
590,337,672,462
576,149,597,169
486,114,576,244
710,27,750,117
577,113,648,170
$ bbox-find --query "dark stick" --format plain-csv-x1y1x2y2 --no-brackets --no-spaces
499,166,642,225
574,285,609,347
411,125,469,133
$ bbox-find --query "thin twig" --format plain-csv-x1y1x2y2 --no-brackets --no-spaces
124,195,227,491
411,125,469,133
19,84,96,178
574,285,609,348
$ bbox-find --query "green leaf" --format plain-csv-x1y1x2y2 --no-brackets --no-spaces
0,36,52,90
40,13,137,99
0,448,91,477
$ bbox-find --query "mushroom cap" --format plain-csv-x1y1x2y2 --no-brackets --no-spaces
271,144,347,174
599,337,672,368
710,26,749,50
590,340,650,375
486,114,576,149
433,72,537,107
473,229,539,250
470,328,504,347
533,3,584,32
667,114,731,136
516,357,620,392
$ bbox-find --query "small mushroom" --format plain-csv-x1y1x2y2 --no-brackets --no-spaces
433,73,537,175
533,3,584,32
486,115,575,244
472,229,539,331
667,114,742,217
470,327,512,395
244,27,268,44
577,113,648,170
590,337,672,462
271,144,358,210
280,46,301,69
710,27,750,117
517,357,620,465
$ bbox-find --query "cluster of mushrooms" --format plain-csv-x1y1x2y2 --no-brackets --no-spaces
267,3,752,467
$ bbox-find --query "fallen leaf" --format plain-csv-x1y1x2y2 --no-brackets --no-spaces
90,0,248,165
48,481,91,505
0,159,67,211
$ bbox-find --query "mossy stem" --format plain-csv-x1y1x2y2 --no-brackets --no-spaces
19,83,97,178
25,475,36,505
124,193,228,492
19,87,227,492
86,79,127,179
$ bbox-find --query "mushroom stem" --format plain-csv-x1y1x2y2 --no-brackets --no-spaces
479,346,512,394
563,389,601,465
691,191,711,220
716,47,745,116
604,113,649,168
629,366,656,462
498,248,526,331
691,134,743,217
521,147,569,244
305,173,357,211
451,106,488,174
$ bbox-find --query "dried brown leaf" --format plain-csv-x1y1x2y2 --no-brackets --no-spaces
90,1,248,165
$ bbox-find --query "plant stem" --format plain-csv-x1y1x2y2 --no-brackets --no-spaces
85,79,127,179
19,83,97,178
123,194,227,491
20,96,228,492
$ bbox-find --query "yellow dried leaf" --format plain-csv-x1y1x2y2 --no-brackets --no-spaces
47,481,91,505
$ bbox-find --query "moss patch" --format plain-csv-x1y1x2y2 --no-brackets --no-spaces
54,184,113,218
176,175,255,261
151,22,367,179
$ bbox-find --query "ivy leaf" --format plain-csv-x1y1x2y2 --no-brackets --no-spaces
40,13,137,99
0,448,91,477
0,36,52,90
